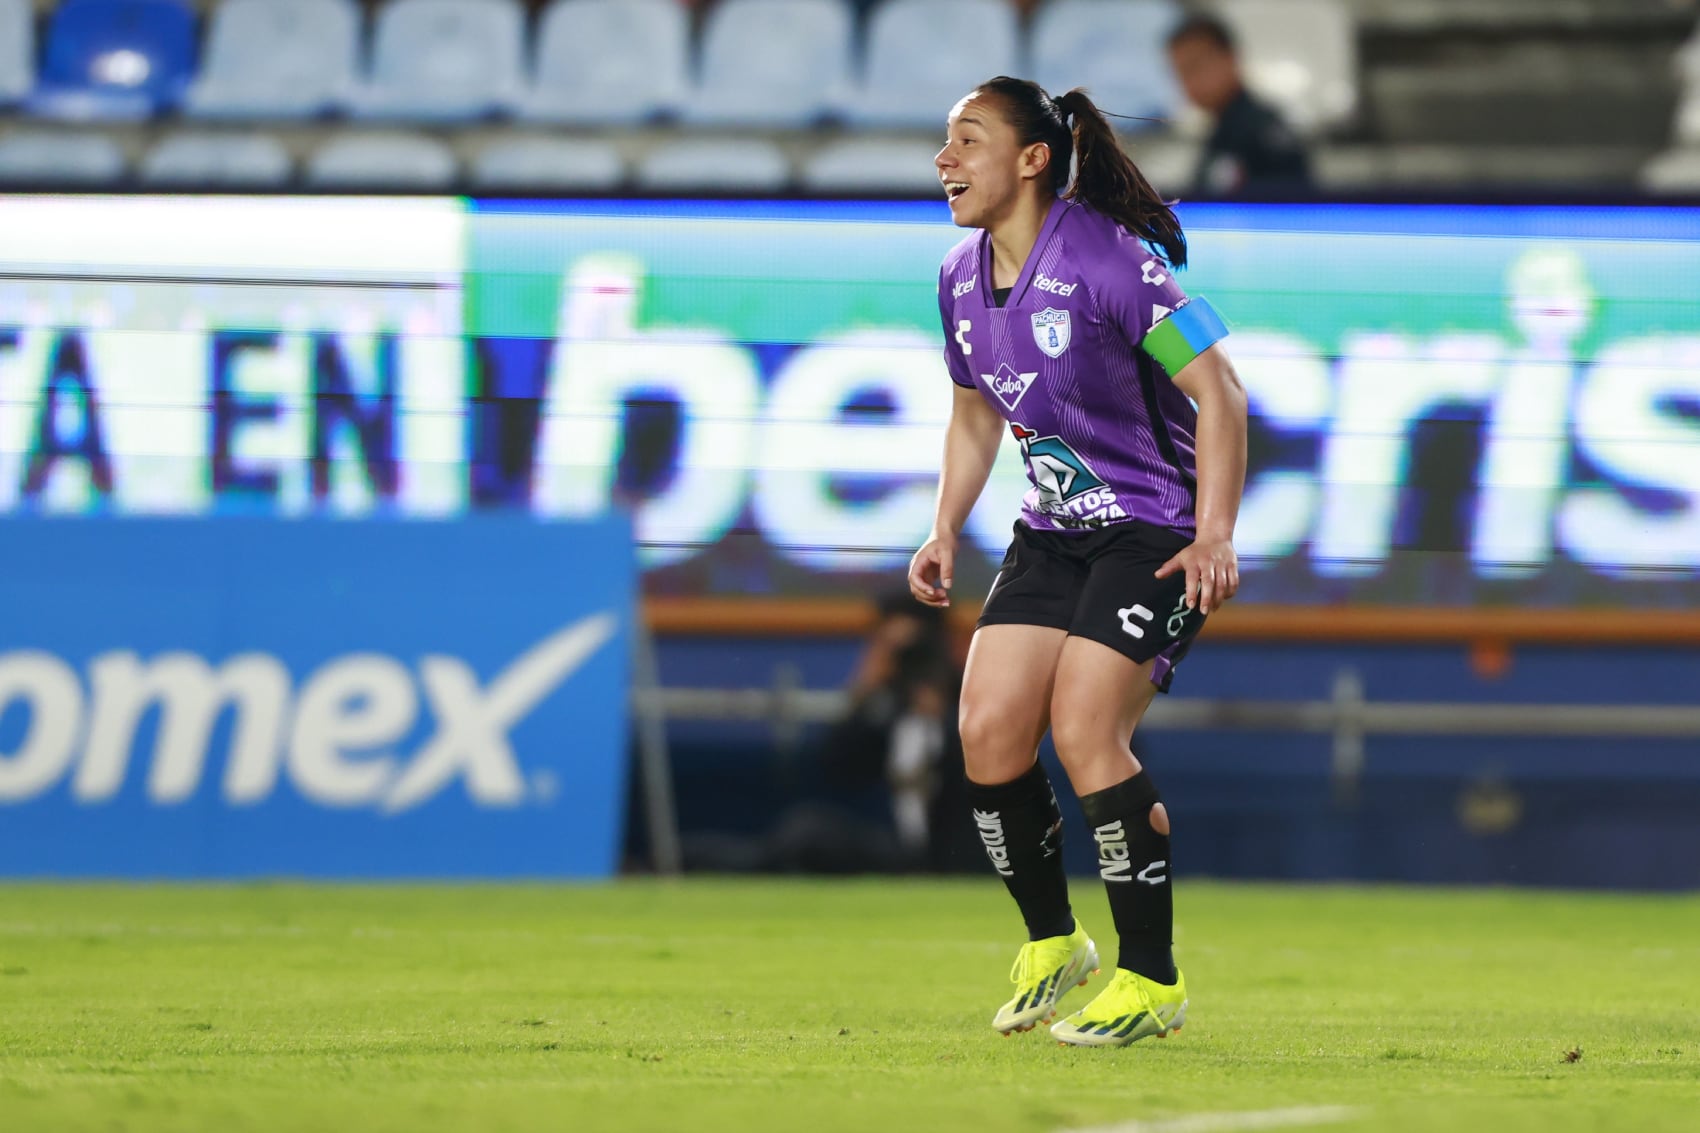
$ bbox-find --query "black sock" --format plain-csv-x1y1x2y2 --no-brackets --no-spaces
1079,770,1176,984
966,762,1074,941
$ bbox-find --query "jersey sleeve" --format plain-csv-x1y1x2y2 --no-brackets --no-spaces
937,270,975,389
1097,251,1229,377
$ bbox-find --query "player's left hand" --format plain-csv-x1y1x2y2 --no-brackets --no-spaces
1154,537,1239,615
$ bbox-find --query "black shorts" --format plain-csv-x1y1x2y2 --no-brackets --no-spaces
977,519,1206,693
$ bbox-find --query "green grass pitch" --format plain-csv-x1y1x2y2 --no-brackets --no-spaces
2,879,1697,1132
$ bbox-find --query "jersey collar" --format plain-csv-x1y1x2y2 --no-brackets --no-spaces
977,196,1071,310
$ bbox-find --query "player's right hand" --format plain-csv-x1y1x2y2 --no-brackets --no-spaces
907,535,956,608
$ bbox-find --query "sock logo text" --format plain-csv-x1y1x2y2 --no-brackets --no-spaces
973,808,1015,877
1094,820,1133,882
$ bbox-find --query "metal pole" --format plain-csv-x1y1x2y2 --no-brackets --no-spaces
629,612,683,876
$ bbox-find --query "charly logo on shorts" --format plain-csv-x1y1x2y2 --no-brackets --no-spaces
1031,307,1071,358
981,362,1038,411
1117,603,1154,639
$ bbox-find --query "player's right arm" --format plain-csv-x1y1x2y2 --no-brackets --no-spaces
910,382,1004,608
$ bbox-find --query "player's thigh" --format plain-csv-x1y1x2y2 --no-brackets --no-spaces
1068,528,1207,696
958,623,1069,784
1048,636,1160,794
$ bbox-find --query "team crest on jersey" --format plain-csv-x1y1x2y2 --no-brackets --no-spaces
982,362,1038,411
1031,307,1071,358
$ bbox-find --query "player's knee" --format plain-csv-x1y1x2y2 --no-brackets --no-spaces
1046,711,1106,772
1046,713,1082,765
958,699,1033,765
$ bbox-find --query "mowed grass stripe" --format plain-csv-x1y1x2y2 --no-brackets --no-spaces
0,880,1696,1133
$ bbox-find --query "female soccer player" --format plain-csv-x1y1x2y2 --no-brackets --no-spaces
910,76,1247,1048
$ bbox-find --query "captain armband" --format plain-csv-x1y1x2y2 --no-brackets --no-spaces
1139,297,1229,375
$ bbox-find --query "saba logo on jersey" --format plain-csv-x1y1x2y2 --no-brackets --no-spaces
982,362,1038,411
1031,307,1071,358
1011,423,1105,504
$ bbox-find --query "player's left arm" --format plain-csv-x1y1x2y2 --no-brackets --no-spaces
1158,342,1247,615
1099,252,1248,614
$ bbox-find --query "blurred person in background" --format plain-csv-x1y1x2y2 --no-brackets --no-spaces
917,76,1246,1047
1166,12,1312,198
684,593,975,875
813,591,976,871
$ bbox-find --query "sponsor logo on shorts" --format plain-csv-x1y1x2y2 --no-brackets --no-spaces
1118,603,1154,640
1166,593,1192,637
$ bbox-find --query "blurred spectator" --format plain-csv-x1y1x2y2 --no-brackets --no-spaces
815,591,967,865
679,592,977,875
1166,12,1312,198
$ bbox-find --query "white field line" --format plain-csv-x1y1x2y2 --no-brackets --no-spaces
1060,1104,1361,1133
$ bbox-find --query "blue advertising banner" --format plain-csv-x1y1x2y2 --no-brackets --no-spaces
0,515,634,878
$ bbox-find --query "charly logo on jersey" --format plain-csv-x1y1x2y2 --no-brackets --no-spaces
1031,307,1071,358
1011,423,1105,504
982,362,1038,411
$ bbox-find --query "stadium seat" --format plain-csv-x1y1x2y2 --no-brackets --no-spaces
349,0,525,123
519,0,690,126
686,0,855,128
1123,135,1199,197
471,137,625,191
844,0,1019,129
30,0,198,121
0,130,127,184
139,132,293,187
0,0,33,107
185,0,359,120
1640,147,1700,194
305,132,459,189
1214,0,1358,135
800,139,946,194
1029,0,1182,126
635,139,791,192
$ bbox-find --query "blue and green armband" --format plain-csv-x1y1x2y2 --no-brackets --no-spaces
1139,297,1229,374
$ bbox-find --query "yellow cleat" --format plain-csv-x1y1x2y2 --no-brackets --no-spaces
991,920,1098,1034
1050,967,1187,1048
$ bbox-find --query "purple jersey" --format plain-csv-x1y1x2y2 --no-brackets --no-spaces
938,198,1228,537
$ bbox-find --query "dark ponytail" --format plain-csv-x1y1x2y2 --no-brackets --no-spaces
973,77,1187,269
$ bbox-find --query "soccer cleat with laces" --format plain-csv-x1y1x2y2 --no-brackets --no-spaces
1050,966,1187,1047
991,920,1098,1035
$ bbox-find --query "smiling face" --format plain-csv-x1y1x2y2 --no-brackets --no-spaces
935,91,1051,230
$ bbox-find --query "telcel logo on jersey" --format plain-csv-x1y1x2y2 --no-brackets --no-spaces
1035,273,1077,297
953,277,976,299
0,616,616,813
